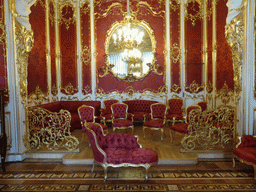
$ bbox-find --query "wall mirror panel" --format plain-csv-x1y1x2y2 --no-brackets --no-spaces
105,15,156,82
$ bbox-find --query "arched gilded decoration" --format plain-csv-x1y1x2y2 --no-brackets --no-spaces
184,0,204,26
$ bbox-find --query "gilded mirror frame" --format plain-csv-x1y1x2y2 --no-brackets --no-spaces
104,14,157,83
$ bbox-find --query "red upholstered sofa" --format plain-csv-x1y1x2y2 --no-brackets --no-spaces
233,135,256,179
123,100,158,121
85,123,158,181
34,101,101,131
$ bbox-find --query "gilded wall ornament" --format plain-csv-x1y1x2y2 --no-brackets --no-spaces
15,22,34,102
225,14,244,94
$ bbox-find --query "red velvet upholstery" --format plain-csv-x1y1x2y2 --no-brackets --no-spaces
100,99,119,123
233,135,256,179
197,101,207,112
35,101,101,131
111,103,134,133
123,100,158,121
143,103,167,141
169,105,201,143
166,98,184,125
86,123,158,181
78,105,108,134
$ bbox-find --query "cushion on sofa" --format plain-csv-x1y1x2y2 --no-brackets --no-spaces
36,102,62,112
104,147,158,165
123,100,158,121
238,135,256,148
233,147,256,164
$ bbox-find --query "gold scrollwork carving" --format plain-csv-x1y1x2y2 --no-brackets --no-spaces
170,43,181,63
181,106,235,151
15,22,34,102
60,82,78,95
206,81,213,93
171,84,181,93
81,45,91,65
59,3,76,30
27,107,79,151
185,80,204,94
28,85,49,106
216,82,234,105
184,0,204,26
225,14,243,94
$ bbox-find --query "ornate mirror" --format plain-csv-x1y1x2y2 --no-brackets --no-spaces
104,15,156,82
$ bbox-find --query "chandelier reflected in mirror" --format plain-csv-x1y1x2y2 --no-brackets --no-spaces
103,2,157,82
112,25,144,49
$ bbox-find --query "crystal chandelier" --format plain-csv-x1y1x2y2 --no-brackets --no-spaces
112,0,144,50
121,48,142,64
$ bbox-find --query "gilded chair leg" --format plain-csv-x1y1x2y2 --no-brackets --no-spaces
143,127,146,139
170,130,173,144
103,165,108,182
161,129,164,141
91,160,95,173
232,157,236,168
145,165,150,181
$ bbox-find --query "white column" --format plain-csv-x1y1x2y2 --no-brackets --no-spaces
90,0,96,99
166,0,171,102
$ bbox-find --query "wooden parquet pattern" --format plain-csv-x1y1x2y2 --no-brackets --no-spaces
0,161,255,191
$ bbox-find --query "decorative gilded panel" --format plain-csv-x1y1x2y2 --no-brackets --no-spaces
59,3,78,95
170,0,181,93
207,0,213,93
185,1,203,93
49,0,57,96
96,0,165,95
28,0,48,97
0,0,8,103
216,0,234,91
80,1,92,94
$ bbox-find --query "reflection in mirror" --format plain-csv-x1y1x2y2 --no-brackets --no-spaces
105,15,156,82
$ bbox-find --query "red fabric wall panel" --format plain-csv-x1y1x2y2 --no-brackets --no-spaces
0,0,8,102
207,1,213,92
80,2,92,94
170,1,180,92
59,5,78,94
49,1,56,94
216,0,234,90
185,2,202,92
28,0,47,95
96,0,165,93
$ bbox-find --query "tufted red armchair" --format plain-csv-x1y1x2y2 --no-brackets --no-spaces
111,103,134,133
86,123,158,181
197,101,207,112
143,103,168,141
100,99,119,124
233,135,256,180
166,98,184,125
169,105,201,143
78,105,108,143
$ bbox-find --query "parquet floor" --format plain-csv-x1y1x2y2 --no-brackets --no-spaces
1,160,255,191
